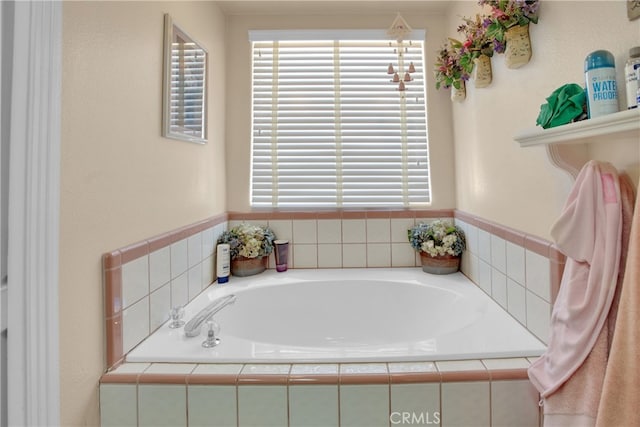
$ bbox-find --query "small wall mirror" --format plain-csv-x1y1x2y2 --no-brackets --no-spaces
162,14,208,144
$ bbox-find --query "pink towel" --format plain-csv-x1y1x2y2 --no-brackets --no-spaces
528,161,624,399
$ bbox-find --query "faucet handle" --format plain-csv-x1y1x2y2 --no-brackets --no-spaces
202,319,221,348
168,305,185,328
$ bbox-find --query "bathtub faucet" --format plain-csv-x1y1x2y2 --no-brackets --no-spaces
183,294,237,337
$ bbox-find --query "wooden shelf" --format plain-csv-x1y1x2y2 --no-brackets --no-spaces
514,109,640,178
514,109,640,147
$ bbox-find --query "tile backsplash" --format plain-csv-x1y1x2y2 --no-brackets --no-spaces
103,209,562,369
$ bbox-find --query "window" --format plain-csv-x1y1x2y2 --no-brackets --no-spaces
250,30,430,208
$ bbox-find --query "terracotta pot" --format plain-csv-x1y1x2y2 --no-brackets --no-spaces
505,24,532,69
419,252,460,275
231,255,268,277
450,80,466,102
473,54,492,88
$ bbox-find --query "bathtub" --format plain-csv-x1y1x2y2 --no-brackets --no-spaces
126,268,546,363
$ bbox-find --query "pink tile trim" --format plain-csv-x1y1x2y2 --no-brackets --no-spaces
103,250,121,269
119,241,149,264
99,362,535,388
550,261,565,304
524,234,551,257
104,266,122,317
105,314,123,369
389,372,442,384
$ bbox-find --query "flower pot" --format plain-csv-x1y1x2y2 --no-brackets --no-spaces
450,81,466,102
473,54,492,88
231,255,268,277
504,24,532,69
419,252,460,275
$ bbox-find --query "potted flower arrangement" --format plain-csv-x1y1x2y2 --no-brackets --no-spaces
434,40,469,101
479,0,540,68
217,223,277,277
408,219,466,274
456,14,497,88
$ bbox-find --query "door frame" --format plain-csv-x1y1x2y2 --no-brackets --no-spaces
7,1,61,425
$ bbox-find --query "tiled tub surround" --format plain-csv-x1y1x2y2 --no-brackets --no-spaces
101,209,562,426
100,359,541,427
103,214,229,368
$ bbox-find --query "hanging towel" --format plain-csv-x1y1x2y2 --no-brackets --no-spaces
595,175,640,426
539,172,635,426
528,161,625,401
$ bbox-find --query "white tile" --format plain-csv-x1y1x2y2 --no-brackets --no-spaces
100,384,137,427
481,358,530,370
366,218,390,243
391,243,416,267
318,244,343,268
388,361,437,373
290,364,339,375
146,363,196,374
526,290,551,344
342,244,367,267
292,219,317,244
241,364,291,375
342,219,366,243
122,297,149,353
441,381,490,427
492,268,508,309
507,278,527,325
491,235,507,274
170,238,189,277
436,360,485,372
138,384,186,427
525,250,551,301
290,385,339,427
188,264,202,300
491,380,540,427
110,363,150,374
188,385,237,427
478,229,492,263
391,218,414,243
506,242,526,285
391,383,440,426
201,227,215,259
317,220,342,244
121,255,149,308
188,233,203,267
267,220,292,242
340,363,388,374
465,223,479,256
340,384,389,427
170,271,189,308
201,256,214,289
192,364,244,375
478,259,492,294
237,385,288,426
366,243,391,267
292,244,317,268
149,283,171,331
149,247,171,292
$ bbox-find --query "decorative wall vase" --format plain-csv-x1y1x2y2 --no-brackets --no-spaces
231,255,268,277
450,81,466,102
420,252,460,275
504,24,532,69
473,54,493,88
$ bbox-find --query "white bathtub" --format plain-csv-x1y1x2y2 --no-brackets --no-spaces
126,268,546,363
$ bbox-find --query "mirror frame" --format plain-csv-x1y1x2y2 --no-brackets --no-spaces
162,14,208,144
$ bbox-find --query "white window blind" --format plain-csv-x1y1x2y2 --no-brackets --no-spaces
250,36,431,208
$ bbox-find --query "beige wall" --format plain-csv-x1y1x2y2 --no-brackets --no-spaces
60,1,226,424
225,11,457,211
448,0,640,239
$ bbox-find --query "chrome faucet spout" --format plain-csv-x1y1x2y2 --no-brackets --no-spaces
183,294,237,337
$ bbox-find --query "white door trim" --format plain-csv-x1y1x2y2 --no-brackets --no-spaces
7,1,61,425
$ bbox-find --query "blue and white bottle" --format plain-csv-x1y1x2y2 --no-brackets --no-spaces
584,50,619,118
